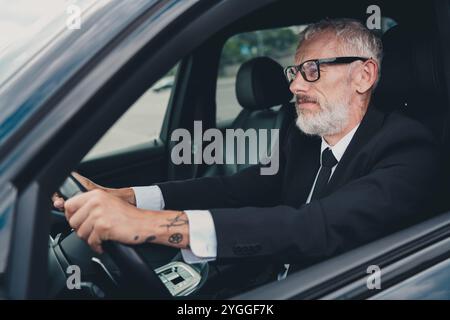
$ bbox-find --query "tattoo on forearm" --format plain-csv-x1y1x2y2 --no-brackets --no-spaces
160,212,188,231
134,235,155,242
168,233,183,244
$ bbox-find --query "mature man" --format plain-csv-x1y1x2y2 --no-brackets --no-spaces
54,19,440,273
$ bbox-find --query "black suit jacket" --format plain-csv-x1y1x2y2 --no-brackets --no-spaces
157,107,442,264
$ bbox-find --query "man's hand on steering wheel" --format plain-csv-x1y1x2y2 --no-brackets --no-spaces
52,172,136,210
64,189,190,254
51,175,191,298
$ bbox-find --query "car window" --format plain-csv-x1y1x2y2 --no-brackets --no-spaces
84,64,178,159
216,26,305,124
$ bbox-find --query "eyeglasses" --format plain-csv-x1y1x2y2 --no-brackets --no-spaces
284,56,370,83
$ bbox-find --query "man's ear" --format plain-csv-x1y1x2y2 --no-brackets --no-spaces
355,59,378,94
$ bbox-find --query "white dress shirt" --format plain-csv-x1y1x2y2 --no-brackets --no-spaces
132,124,360,265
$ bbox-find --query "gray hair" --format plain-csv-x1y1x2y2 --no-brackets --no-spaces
297,18,383,86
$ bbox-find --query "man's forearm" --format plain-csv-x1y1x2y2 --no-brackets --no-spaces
137,210,190,249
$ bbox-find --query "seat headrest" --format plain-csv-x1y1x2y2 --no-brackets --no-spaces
235,57,293,110
374,25,442,112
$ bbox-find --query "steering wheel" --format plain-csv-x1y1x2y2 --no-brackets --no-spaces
56,174,174,298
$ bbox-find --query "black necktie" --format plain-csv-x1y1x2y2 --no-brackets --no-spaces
310,148,338,201
278,148,338,281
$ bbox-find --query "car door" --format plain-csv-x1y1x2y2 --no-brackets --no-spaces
234,211,450,300
369,258,450,299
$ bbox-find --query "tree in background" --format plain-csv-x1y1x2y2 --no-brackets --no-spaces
219,27,298,76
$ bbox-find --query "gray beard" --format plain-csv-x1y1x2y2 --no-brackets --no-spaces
295,99,350,137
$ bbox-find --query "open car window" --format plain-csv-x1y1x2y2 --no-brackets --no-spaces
84,64,179,159
216,26,304,124
215,18,397,125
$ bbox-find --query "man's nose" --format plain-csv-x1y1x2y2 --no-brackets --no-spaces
289,72,311,94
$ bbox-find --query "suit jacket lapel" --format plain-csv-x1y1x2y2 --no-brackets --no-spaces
326,106,386,193
284,129,321,207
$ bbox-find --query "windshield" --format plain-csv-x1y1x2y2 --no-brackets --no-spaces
0,0,99,86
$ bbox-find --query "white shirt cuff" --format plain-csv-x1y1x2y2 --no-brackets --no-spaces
131,186,165,210
180,210,217,264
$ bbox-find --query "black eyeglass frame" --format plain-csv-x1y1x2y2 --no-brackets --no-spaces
284,56,370,83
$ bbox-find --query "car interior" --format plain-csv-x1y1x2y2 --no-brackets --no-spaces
43,0,450,299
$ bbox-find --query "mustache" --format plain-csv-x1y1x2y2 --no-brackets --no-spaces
296,95,319,105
